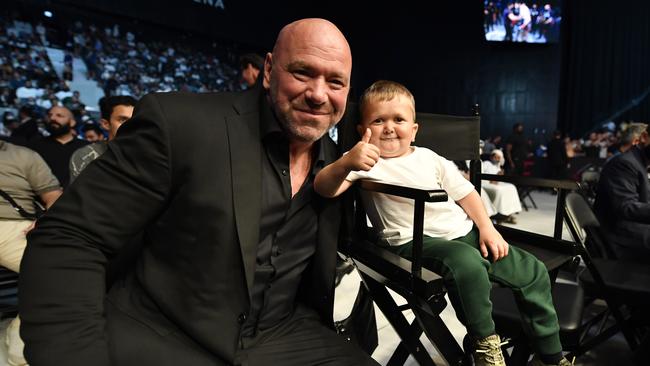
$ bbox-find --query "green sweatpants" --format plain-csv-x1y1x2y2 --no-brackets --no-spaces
387,228,562,355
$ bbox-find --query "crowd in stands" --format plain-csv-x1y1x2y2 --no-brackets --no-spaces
482,121,647,174
69,21,241,97
1,9,246,140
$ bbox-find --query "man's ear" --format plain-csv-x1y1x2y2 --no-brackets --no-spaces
100,119,110,131
262,53,273,89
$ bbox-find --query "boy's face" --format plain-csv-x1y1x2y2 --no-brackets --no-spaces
358,95,418,158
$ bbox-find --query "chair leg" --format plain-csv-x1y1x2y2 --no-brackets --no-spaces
507,338,532,366
388,321,424,366
361,274,439,366
411,304,468,365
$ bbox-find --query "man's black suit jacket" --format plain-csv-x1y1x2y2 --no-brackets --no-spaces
20,88,342,366
594,146,650,254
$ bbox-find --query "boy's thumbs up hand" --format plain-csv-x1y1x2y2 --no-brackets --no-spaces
345,128,380,171
361,127,372,143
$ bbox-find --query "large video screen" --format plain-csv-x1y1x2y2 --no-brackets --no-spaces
484,1,561,43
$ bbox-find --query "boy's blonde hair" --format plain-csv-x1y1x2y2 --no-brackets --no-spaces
359,80,416,119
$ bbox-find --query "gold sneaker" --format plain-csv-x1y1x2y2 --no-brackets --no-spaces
473,334,507,366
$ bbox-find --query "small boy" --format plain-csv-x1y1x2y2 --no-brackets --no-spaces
314,80,570,366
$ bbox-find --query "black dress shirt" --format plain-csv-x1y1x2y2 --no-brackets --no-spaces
240,96,326,337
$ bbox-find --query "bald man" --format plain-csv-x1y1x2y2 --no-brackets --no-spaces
21,19,378,366
28,106,88,188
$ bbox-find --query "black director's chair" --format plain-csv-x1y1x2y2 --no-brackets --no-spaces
337,104,579,365
0,266,18,319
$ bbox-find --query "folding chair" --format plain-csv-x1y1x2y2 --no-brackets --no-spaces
0,266,18,319
338,104,578,365
563,192,650,359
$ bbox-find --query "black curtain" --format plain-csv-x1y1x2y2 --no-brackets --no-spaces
558,0,650,138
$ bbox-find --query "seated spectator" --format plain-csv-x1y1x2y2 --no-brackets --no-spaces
10,105,41,145
81,122,105,142
609,122,647,158
69,95,136,182
481,149,522,224
28,106,88,188
239,53,264,88
594,123,650,262
1,139,62,366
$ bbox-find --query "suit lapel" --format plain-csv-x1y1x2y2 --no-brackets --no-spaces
226,90,262,298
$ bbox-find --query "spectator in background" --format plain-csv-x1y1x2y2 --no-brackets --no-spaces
239,53,264,88
69,95,136,182
0,139,62,366
1,112,18,139
594,123,650,262
546,130,568,179
9,106,40,145
28,106,87,188
482,149,522,224
610,122,647,157
505,122,530,175
81,123,105,142
482,137,497,156
63,90,85,121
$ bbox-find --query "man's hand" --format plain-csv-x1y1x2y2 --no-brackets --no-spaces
22,221,36,235
479,226,509,262
344,128,380,171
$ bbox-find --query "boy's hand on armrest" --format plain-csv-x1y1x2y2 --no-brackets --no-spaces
479,225,509,262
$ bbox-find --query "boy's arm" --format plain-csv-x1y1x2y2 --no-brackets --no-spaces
457,190,510,262
314,158,356,197
315,128,380,198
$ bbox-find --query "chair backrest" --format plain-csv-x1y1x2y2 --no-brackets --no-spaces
581,170,600,184
564,192,613,259
414,112,481,162
337,103,480,158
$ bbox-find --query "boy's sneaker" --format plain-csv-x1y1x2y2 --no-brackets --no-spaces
473,334,507,366
530,355,574,366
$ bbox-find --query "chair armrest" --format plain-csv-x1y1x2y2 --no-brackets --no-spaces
359,180,448,202
479,174,577,190
358,180,447,281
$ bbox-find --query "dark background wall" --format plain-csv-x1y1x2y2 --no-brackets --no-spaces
47,0,564,139
17,0,574,139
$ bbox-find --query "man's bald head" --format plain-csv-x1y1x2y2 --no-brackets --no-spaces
263,18,352,144
272,18,351,64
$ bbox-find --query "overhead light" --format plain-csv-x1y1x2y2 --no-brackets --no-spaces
44,11,53,18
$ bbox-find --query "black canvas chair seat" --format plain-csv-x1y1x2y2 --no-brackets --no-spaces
491,282,585,348
348,239,446,311
578,259,650,302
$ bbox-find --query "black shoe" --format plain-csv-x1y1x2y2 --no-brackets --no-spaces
334,256,355,287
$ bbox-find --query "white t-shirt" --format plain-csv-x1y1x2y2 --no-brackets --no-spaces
346,146,475,246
